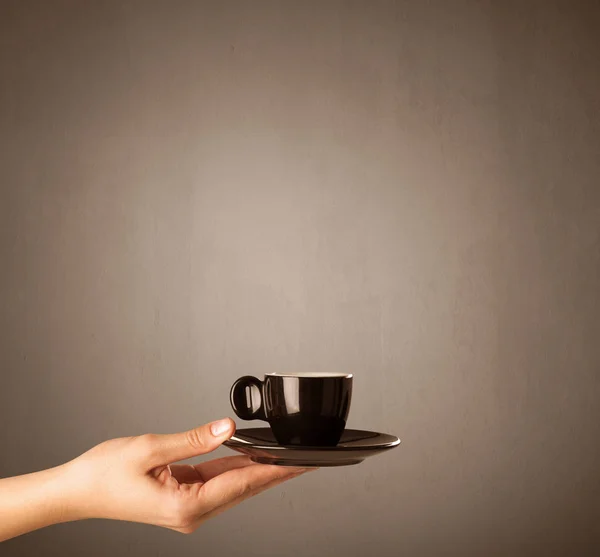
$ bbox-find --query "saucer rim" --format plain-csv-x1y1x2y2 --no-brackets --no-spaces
224,427,401,451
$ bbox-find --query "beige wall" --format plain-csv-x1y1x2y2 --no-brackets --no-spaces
1,1,599,556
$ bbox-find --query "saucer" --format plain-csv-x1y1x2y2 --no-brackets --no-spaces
223,428,400,467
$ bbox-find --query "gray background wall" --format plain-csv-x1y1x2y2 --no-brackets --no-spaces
1,1,599,556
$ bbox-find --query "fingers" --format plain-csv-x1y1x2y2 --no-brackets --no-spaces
170,456,254,484
167,464,316,533
169,464,203,484
195,456,255,482
138,418,235,469
196,463,305,510
197,469,307,525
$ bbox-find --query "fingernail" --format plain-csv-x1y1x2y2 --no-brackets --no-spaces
210,418,232,437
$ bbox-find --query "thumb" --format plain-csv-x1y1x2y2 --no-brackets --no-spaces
141,418,236,468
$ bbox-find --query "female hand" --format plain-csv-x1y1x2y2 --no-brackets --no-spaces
0,418,309,541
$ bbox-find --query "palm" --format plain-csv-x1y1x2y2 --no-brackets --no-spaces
144,456,303,532
151,457,249,496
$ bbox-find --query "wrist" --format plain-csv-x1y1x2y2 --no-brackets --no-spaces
51,459,94,523
0,463,86,542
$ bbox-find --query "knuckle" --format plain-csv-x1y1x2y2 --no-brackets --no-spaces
185,428,207,451
134,434,158,457
177,526,195,535
176,516,199,535
235,480,252,500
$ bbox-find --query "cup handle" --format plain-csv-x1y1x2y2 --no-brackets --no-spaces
230,376,266,421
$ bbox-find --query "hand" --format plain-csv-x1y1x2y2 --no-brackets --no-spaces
0,418,309,541
67,417,308,531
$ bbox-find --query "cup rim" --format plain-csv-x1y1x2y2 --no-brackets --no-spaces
265,372,353,379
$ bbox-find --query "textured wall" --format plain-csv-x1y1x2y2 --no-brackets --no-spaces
1,1,599,556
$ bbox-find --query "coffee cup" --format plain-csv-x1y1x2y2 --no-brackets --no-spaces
229,372,353,447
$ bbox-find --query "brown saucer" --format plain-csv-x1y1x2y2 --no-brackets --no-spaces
224,428,400,467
